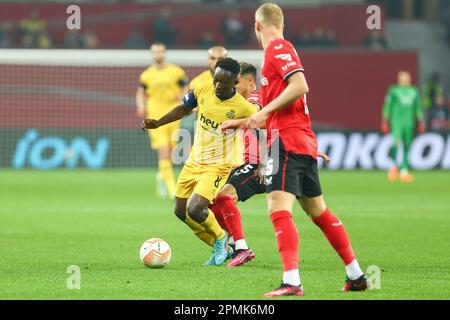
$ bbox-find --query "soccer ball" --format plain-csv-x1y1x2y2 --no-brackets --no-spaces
139,238,172,269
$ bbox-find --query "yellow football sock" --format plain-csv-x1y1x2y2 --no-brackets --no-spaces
159,159,176,197
184,214,214,246
200,209,225,241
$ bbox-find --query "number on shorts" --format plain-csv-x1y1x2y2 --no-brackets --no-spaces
235,164,253,175
214,176,223,188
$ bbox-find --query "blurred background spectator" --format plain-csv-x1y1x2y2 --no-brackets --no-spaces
430,94,449,132
64,30,84,49
198,31,217,49
19,9,51,48
0,22,12,48
422,72,445,127
220,10,246,48
124,28,147,49
153,7,176,46
363,30,388,51
83,31,99,49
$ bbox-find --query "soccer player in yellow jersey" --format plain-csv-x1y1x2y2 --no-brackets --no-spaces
142,58,257,266
189,46,245,168
136,42,188,199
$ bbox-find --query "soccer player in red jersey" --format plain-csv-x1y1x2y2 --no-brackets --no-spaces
222,3,367,297
212,62,332,268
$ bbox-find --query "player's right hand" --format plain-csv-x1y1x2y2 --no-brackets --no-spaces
142,119,159,131
380,120,389,134
317,152,331,165
136,108,146,118
255,163,266,184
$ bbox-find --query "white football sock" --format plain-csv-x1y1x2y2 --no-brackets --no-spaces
235,239,248,250
283,269,301,287
345,259,364,280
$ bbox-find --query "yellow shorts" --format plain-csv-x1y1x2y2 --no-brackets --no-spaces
148,120,181,150
176,162,232,202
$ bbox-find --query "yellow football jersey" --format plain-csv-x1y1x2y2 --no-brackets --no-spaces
190,69,245,167
186,83,257,168
139,64,188,119
189,70,213,91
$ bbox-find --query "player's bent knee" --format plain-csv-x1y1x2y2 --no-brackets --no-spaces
299,195,326,218
216,184,238,202
186,201,205,221
174,198,187,221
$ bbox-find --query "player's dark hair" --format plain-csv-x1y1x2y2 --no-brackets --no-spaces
239,62,257,79
215,57,240,77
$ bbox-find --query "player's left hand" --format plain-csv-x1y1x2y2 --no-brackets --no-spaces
318,152,331,165
417,121,426,134
142,119,159,131
248,109,268,129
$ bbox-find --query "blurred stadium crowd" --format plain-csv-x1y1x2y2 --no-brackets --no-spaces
0,0,448,130
0,0,448,50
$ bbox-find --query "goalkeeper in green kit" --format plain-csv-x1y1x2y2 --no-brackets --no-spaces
381,71,425,183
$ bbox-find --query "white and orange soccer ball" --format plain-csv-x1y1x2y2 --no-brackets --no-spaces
139,238,172,269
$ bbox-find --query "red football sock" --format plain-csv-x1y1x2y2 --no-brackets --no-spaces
312,208,356,265
215,195,245,241
270,210,299,272
209,202,228,233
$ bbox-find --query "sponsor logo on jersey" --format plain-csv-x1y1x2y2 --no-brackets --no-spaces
282,62,297,71
226,109,236,119
261,77,269,86
275,53,293,62
199,113,220,130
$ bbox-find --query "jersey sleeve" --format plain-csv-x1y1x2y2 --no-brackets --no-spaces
182,90,197,110
268,41,304,81
177,67,189,87
139,71,148,90
241,100,258,118
247,92,263,110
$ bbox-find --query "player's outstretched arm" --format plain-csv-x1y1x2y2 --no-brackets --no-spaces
142,104,190,131
221,118,267,131
220,119,250,131
248,72,308,128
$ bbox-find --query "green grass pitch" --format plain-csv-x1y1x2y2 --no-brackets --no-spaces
1,170,449,300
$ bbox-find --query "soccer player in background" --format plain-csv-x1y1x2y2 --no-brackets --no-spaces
136,42,188,199
381,70,425,182
142,58,257,266
223,3,367,296
190,46,246,169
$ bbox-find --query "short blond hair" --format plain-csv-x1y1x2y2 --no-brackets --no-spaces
255,3,284,28
208,46,228,57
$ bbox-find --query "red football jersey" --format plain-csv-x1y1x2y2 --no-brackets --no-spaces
261,38,317,159
244,90,263,163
